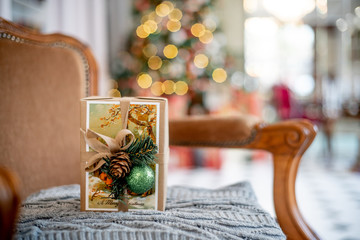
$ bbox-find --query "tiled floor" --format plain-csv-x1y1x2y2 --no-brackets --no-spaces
167,118,360,240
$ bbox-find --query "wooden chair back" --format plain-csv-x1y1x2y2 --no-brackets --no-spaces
0,18,98,199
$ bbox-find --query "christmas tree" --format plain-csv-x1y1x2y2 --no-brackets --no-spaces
112,0,232,100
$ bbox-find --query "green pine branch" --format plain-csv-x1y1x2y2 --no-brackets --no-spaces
126,135,158,166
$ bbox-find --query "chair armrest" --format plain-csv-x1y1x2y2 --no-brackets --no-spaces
0,167,21,240
169,116,320,240
169,115,259,147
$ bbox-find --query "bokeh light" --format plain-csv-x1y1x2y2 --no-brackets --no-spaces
167,20,181,32
199,30,213,44
191,23,206,37
169,8,183,21
136,25,150,38
148,56,162,70
163,44,178,59
156,3,171,17
175,81,188,95
163,80,175,94
212,68,227,83
143,44,158,57
144,20,158,34
194,54,209,68
137,73,152,88
151,82,164,96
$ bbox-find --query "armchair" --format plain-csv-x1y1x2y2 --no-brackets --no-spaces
0,18,319,239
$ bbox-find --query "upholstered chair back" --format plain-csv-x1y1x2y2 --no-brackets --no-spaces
0,18,98,199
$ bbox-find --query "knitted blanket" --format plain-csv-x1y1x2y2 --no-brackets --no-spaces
15,182,285,240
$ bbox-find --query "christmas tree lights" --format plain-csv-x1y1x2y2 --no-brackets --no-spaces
113,0,230,97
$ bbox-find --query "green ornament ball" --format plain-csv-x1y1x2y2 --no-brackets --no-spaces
126,164,155,195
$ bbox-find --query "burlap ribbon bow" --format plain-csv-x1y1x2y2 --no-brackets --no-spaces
81,128,134,173
81,98,133,173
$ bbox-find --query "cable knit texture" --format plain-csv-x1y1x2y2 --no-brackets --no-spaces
15,182,285,240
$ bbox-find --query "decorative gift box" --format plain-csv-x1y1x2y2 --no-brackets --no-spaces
80,97,168,211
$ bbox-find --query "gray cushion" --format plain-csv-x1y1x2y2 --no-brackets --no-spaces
15,183,285,240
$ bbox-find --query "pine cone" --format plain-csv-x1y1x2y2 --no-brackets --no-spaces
110,152,132,178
